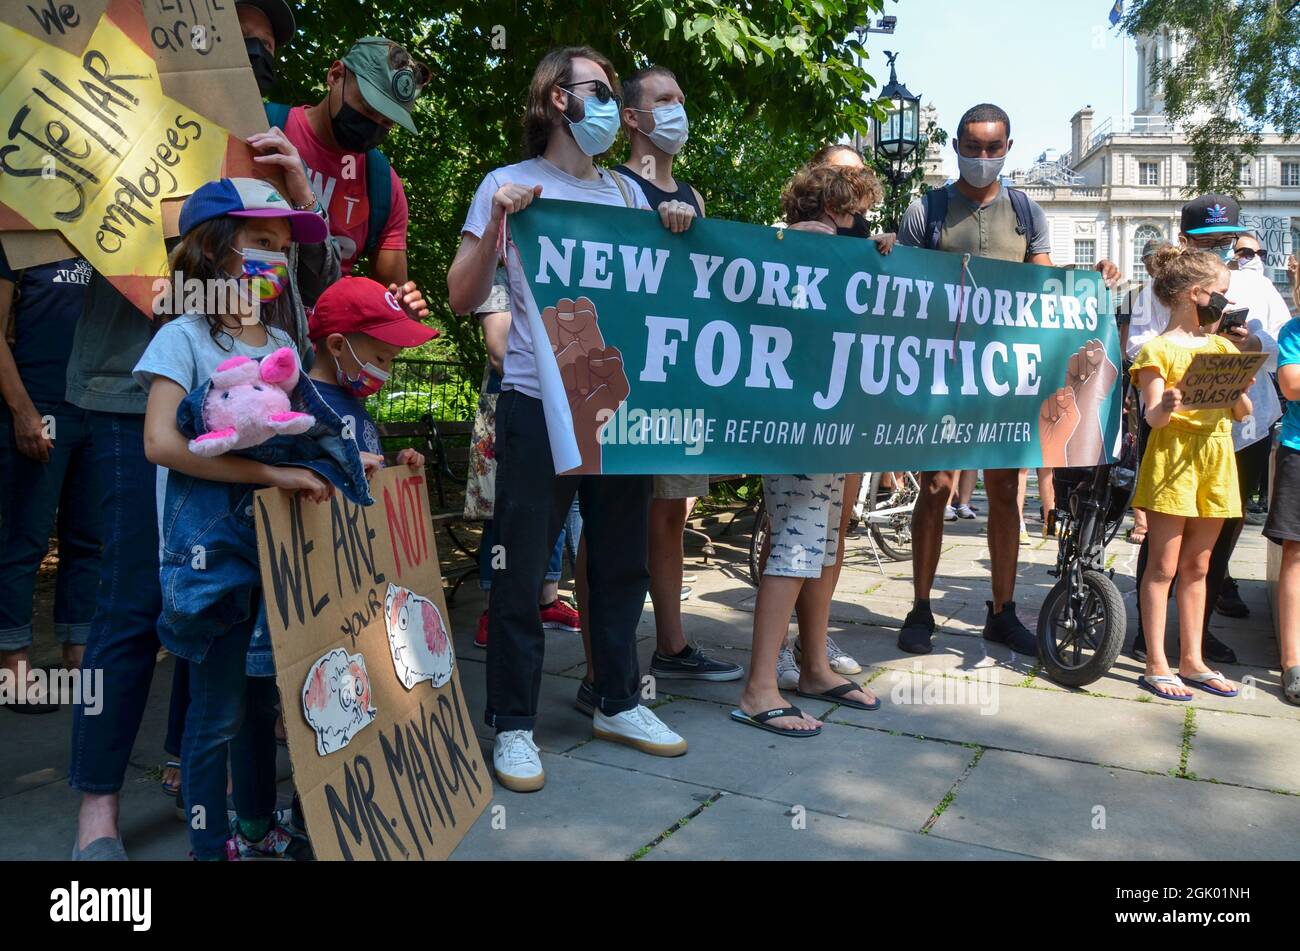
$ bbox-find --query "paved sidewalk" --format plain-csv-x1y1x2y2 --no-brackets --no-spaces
3,487,1298,861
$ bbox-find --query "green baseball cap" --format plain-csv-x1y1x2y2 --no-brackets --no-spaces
340,36,425,134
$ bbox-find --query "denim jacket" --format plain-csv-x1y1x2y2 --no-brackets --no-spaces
159,374,373,668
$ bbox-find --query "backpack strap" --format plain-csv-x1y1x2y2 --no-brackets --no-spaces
1006,187,1035,243
607,168,634,208
922,186,949,250
363,148,392,261
264,101,291,129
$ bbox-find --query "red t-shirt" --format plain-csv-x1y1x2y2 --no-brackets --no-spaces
283,105,409,274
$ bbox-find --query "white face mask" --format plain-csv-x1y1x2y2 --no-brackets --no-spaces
630,102,689,155
1237,252,1265,274
957,154,1006,189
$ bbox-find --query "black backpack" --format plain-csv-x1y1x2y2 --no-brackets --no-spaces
923,185,1035,260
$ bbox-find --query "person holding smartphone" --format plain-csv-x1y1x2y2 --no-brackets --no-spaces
1127,202,1292,664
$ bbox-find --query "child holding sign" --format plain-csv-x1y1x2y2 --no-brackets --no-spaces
135,178,336,860
1130,246,1253,701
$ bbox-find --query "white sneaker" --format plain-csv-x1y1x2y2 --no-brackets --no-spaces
956,503,976,520
493,730,544,792
776,645,800,690
795,635,862,676
944,505,958,522
593,705,687,757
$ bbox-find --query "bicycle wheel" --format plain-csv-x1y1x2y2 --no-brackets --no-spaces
1037,569,1125,687
866,471,916,561
748,494,769,587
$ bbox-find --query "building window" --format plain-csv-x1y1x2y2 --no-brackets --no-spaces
1283,161,1300,186
1238,161,1254,187
1133,225,1163,281
1139,162,1159,185
1074,239,1096,267
1186,160,1198,186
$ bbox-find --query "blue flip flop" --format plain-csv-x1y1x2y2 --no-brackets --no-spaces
1138,674,1194,701
1179,670,1238,698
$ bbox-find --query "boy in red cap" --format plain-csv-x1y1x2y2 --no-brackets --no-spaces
308,276,437,472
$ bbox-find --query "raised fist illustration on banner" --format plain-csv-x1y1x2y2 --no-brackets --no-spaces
541,297,630,473
1038,337,1118,468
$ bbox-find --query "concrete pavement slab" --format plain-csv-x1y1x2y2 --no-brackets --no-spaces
930,748,1300,860
570,696,972,832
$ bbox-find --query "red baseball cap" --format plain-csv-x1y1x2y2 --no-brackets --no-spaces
309,277,438,346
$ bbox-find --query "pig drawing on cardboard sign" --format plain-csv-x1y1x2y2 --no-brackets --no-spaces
302,648,377,756
384,583,454,690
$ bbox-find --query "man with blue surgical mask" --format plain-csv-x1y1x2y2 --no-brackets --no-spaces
1127,195,1292,666
606,67,743,688
894,102,1122,659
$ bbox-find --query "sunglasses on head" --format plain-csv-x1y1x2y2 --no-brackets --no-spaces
353,38,430,101
560,78,620,105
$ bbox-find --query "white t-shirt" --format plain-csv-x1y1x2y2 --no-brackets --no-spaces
461,157,649,400
1127,269,1291,450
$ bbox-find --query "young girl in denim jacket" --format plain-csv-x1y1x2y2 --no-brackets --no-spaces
135,177,334,859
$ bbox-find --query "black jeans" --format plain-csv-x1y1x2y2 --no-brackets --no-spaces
485,390,650,732
1135,433,1272,641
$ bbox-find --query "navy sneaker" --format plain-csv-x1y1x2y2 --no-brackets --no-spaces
650,645,743,682
575,680,595,716
982,601,1038,657
897,605,935,654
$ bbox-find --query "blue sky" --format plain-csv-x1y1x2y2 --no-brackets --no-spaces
858,0,1132,175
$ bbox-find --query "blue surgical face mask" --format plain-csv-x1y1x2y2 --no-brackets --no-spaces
630,103,689,155
560,88,620,156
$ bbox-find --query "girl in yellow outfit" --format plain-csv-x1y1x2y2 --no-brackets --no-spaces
1130,246,1254,702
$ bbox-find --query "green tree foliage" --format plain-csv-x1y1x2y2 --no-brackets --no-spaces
1120,0,1300,198
274,1,885,372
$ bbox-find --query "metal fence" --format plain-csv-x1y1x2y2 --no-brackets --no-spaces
366,358,478,423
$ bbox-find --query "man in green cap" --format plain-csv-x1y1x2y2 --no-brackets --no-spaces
276,36,428,288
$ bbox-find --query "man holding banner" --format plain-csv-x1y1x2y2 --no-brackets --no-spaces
895,103,1121,656
447,47,695,793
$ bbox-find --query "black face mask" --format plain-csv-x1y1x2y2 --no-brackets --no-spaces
1197,290,1230,327
245,38,276,96
836,213,873,238
331,73,389,153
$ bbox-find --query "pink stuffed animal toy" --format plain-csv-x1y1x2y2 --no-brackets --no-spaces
188,347,315,457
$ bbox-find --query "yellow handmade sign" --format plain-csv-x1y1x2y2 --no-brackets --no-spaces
0,0,269,314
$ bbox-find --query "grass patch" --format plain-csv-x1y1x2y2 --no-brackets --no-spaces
628,793,722,860
921,747,984,834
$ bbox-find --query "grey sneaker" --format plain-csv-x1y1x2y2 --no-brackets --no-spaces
776,645,800,689
794,635,862,675
649,645,743,681
71,836,127,861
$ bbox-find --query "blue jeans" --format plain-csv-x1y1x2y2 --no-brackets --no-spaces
0,402,100,650
479,498,581,591
181,612,279,860
68,412,164,794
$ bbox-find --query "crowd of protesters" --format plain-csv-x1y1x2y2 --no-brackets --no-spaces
1,6,1298,858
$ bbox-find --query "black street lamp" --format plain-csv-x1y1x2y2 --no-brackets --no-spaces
872,51,921,188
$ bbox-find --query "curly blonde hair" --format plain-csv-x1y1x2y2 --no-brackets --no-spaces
780,164,881,225
1148,244,1228,306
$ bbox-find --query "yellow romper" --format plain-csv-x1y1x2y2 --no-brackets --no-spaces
1129,334,1241,519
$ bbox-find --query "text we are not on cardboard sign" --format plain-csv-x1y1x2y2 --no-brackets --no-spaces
254,466,490,861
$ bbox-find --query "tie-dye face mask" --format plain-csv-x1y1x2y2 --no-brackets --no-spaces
230,246,290,303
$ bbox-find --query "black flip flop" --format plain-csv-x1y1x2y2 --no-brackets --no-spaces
796,680,881,711
729,706,822,737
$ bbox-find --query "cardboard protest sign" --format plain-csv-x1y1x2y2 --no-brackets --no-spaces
255,466,489,861
505,198,1123,475
0,0,270,313
1176,350,1269,411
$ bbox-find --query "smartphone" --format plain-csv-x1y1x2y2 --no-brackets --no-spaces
1221,306,1249,333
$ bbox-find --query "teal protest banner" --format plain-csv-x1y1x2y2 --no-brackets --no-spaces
504,197,1121,476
